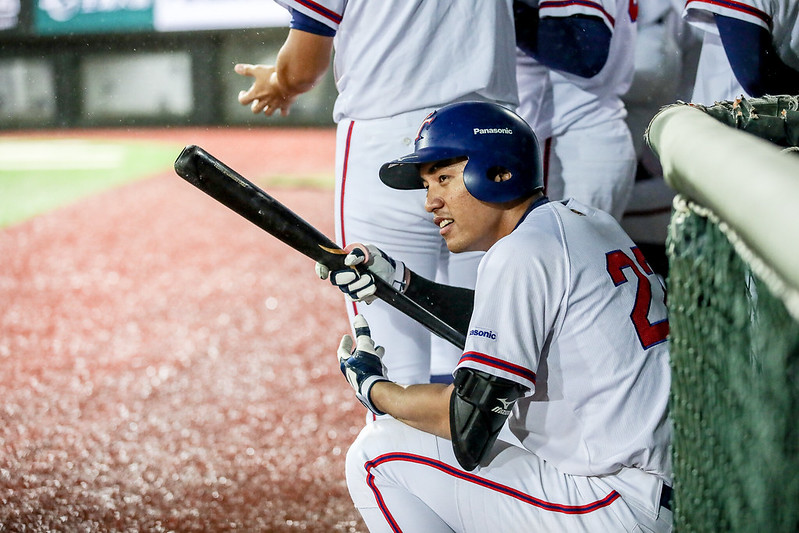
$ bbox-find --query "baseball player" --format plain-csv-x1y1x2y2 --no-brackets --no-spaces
513,0,638,222
325,102,672,531
619,0,702,278
235,0,518,386
683,0,799,101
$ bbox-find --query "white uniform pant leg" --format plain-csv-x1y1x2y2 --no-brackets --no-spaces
346,419,459,532
546,119,636,221
346,418,672,533
335,112,453,385
620,175,675,246
514,49,555,141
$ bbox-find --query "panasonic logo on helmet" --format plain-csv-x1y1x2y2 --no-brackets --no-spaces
469,328,497,340
473,127,513,135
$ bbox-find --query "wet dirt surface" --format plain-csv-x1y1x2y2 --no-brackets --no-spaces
0,128,369,532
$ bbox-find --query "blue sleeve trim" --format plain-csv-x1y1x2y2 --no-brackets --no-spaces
289,7,336,37
514,1,610,78
715,13,799,97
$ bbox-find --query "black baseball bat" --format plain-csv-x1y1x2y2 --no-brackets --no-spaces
174,144,466,349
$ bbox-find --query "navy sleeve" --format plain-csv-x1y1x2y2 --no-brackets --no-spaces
715,13,799,97
514,1,611,78
403,271,473,338
289,7,336,37
514,1,541,58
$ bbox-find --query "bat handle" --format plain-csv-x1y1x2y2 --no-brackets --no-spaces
372,278,467,350
330,244,466,349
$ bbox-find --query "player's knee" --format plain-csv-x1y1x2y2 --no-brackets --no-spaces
345,418,408,486
345,423,386,506
345,430,369,482
346,417,440,492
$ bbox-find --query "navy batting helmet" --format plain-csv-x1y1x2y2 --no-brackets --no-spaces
379,101,543,203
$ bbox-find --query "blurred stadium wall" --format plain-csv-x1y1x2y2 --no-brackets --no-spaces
0,0,337,130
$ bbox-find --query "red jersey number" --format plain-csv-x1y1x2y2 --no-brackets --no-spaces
606,247,668,349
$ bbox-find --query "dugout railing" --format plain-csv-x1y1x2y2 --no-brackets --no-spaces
646,101,799,532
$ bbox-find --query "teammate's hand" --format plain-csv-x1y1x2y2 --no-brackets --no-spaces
234,63,296,117
337,315,389,415
316,244,407,304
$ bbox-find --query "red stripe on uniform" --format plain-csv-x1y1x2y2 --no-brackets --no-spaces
339,120,358,317
294,0,343,24
459,352,536,384
684,0,771,26
364,452,621,530
543,137,552,195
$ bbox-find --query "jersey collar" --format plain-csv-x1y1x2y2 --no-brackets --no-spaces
513,195,549,231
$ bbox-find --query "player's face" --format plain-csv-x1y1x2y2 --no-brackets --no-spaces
421,158,505,253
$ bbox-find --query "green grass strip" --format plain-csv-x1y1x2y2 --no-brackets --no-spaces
0,138,181,228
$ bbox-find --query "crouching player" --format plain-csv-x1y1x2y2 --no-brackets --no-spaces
320,101,672,532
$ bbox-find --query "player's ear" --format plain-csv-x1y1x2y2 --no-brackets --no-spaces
487,166,512,183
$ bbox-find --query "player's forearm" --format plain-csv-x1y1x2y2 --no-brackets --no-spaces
370,382,453,439
276,29,333,96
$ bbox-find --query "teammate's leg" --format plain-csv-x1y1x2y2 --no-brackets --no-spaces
334,111,443,385
547,119,636,221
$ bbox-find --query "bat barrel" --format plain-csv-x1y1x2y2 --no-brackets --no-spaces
175,145,347,271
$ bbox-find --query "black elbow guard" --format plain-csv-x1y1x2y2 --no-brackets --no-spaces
449,368,526,471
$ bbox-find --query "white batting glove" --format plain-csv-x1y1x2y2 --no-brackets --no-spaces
316,244,407,304
337,315,389,415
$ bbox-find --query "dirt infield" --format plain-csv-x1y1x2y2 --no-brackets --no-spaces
0,127,371,532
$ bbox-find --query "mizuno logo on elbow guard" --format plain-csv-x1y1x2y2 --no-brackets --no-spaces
491,397,515,416
473,127,513,135
469,328,497,340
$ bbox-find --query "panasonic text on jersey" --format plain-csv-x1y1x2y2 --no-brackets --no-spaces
469,328,497,340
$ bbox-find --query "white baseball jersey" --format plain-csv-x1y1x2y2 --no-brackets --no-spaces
516,0,637,136
276,0,518,122
620,0,690,247
274,0,519,385
684,0,799,71
689,31,747,104
515,0,638,222
459,199,671,478
683,0,799,104
344,199,673,532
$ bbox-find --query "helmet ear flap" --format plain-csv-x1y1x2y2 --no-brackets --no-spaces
462,151,537,203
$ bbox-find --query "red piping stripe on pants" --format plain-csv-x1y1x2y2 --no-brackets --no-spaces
364,452,621,532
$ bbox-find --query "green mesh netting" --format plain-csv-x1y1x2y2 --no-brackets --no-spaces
667,198,799,532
